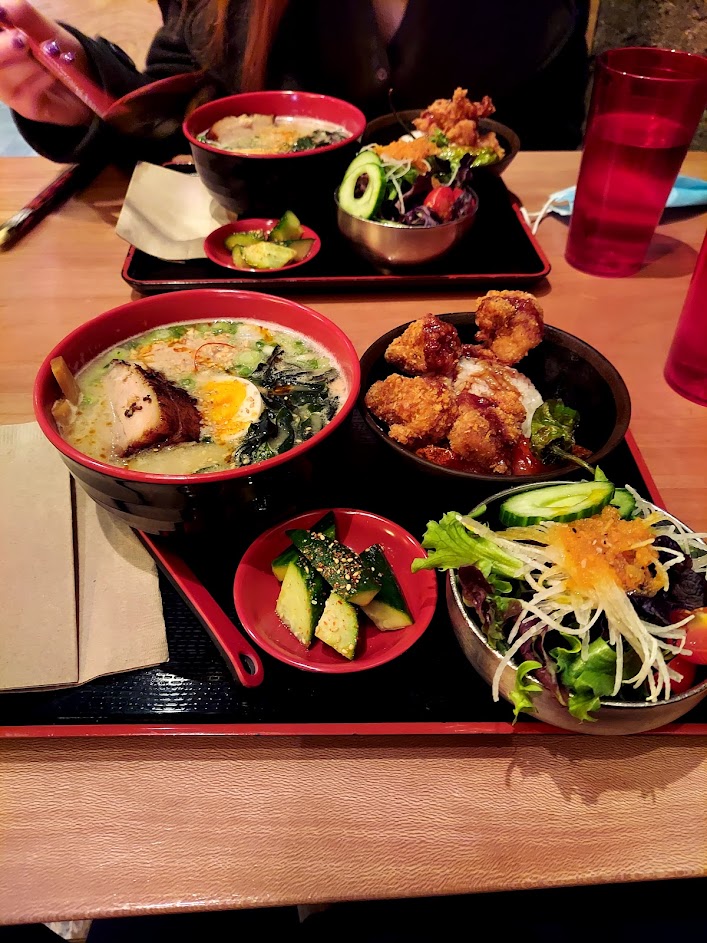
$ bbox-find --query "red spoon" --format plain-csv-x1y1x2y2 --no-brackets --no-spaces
0,2,209,139
138,531,265,688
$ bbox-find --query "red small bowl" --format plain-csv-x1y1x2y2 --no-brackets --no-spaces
233,508,438,673
204,219,321,273
183,90,366,218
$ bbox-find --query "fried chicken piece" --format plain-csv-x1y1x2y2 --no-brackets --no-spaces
444,119,480,148
414,88,496,136
447,403,520,475
365,374,457,448
384,316,462,376
471,291,544,365
412,89,505,157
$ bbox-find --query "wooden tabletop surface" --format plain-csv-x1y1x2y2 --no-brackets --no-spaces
1,151,706,925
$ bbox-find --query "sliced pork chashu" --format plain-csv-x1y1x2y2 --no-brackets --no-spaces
105,360,201,457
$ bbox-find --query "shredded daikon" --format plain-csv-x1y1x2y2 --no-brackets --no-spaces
483,500,704,707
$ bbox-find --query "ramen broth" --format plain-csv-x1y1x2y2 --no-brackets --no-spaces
198,114,349,154
53,320,346,476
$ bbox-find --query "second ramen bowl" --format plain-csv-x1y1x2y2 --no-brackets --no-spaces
184,90,366,219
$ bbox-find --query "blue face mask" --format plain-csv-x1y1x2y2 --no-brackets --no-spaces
529,175,707,233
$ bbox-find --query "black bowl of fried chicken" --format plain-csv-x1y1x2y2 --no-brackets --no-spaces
360,291,631,483
362,89,520,176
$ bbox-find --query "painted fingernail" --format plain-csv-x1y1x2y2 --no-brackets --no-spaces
61,50,75,62
41,39,60,57
11,32,26,50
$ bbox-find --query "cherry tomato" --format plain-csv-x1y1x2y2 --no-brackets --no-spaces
673,608,707,664
511,438,546,476
423,186,464,221
667,654,697,694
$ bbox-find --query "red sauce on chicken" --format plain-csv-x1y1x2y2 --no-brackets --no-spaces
421,317,461,375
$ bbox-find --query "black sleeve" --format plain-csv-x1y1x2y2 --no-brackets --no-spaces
12,0,199,165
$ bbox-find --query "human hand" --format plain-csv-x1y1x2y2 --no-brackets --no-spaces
0,0,93,126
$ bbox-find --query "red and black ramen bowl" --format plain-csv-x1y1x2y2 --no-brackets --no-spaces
183,90,367,220
34,289,360,536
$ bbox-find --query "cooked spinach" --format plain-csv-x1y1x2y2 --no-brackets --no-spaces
290,129,348,152
232,346,339,467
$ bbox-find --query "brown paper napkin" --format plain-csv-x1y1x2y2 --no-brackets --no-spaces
115,162,230,261
0,422,169,691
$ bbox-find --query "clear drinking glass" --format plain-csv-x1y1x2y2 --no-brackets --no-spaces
566,47,707,278
664,229,707,406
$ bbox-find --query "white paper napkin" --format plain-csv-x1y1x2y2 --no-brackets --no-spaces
116,162,230,261
0,422,169,691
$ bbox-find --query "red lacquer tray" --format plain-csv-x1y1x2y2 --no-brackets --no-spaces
2,426,705,739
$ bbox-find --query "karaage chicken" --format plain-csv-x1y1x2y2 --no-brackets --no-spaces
447,398,523,475
413,88,504,157
365,291,577,476
364,374,457,447
471,291,544,365
384,315,461,376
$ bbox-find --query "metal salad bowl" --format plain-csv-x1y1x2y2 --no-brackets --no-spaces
336,191,479,272
445,481,707,735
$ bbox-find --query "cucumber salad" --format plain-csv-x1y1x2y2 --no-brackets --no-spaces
273,512,413,660
223,211,315,270
415,474,707,721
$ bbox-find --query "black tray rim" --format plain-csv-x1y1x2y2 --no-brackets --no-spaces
121,188,552,294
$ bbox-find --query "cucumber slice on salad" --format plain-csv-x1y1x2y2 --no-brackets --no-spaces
342,151,383,181
337,152,386,220
499,481,615,527
610,487,637,519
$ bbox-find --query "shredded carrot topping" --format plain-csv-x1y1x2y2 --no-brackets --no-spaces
546,507,663,596
372,138,440,171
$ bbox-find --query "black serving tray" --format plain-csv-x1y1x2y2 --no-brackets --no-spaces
122,171,550,296
3,410,706,738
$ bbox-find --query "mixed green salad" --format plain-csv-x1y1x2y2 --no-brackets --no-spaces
414,473,707,721
337,142,482,227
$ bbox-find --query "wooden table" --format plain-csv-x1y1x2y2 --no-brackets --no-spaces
1,152,706,925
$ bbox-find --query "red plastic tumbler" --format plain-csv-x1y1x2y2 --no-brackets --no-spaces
664,229,707,407
566,47,707,278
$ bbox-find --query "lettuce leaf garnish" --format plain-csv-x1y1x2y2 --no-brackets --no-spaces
411,511,522,578
549,634,617,722
509,660,543,721
457,565,522,651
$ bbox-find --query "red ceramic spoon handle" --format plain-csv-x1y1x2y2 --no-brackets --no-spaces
2,2,116,117
138,532,266,689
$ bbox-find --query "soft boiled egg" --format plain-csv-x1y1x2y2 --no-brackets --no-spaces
195,374,263,445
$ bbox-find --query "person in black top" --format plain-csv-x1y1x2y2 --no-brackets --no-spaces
0,0,589,164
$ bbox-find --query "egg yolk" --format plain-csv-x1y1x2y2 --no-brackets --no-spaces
200,379,253,441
